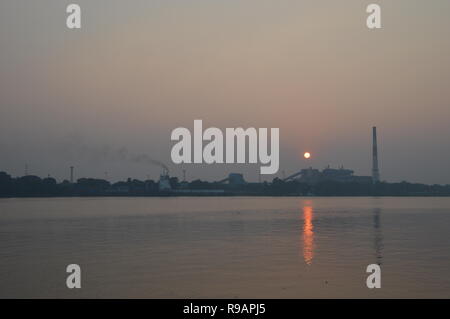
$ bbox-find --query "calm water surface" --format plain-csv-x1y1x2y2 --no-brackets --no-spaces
1,197,450,298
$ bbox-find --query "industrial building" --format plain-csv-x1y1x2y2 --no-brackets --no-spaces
283,166,372,184
282,126,380,185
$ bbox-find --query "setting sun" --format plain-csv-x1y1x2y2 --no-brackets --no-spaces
304,152,311,159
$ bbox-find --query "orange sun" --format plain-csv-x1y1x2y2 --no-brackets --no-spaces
304,152,311,159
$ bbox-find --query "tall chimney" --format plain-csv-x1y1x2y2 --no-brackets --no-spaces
70,166,74,184
372,127,380,183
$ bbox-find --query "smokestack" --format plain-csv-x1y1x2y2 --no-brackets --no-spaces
372,127,380,183
70,166,74,184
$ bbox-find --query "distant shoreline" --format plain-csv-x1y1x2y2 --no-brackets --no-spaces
2,170,450,198
2,194,450,199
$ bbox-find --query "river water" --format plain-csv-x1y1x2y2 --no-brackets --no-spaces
0,197,449,298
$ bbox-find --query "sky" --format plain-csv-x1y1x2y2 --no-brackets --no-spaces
1,0,450,184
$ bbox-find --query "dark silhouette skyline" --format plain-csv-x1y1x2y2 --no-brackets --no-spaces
2,169,450,197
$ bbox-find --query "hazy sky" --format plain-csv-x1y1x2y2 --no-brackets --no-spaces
1,0,450,184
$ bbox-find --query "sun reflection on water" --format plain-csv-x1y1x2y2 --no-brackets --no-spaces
302,204,315,265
